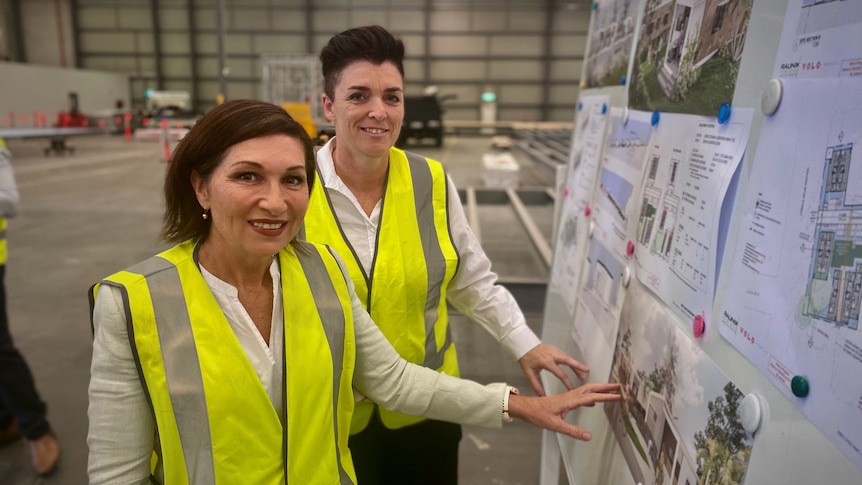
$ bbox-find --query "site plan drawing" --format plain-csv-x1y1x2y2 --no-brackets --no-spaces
720,77,862,472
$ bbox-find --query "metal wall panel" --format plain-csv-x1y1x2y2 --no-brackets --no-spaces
489,60,543,80
162,56,192,77
500,84,542,104
431,35,487,56
230,9,270,30
161,33,190,54
489,35,543,56
79,31,139,52
349,9,390,27
470,11,507,31
430,11,470,31
551,34,588,56
76,7,116,28
430,60,486,81
71,0,591,118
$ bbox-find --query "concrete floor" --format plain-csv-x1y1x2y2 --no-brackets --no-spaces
0,132,557,484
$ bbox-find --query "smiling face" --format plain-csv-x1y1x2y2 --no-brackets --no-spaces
322,60,404,161
192,134,309,264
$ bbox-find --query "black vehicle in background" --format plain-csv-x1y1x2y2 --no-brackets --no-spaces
395,92,455,149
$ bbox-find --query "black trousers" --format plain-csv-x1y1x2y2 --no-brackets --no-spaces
349,412,462,485
0,265,49,440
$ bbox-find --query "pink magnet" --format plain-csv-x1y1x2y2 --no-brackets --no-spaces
584,205,591,217
693,315,706,338
563,187,569,197
626,240,635,258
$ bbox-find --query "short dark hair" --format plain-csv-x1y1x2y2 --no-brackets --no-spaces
161,99,316,244
319,25,405,99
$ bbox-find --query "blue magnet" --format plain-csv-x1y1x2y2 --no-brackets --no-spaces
651,110,660,127
717,102,732,124
592,2,598,10
601,103,608,114
791,375,810,398
620,75,627,86
578,102,583,111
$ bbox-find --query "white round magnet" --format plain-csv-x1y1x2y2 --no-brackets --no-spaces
761,79,783,116
740,393,762,434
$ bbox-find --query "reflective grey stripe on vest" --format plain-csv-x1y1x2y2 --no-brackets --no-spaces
295,244,352,485
404,151,453,370
0,229,6,240
127,256,216,485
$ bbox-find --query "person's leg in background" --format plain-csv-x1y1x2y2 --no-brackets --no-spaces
0,265,60,475
348,412,387,484
382,419,462,485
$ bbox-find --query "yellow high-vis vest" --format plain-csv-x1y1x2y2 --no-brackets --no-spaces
304,147,461,433
90,240,357,484
0,218,7,266
0,137,9,266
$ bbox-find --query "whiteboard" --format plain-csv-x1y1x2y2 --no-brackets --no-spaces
540,0,862,484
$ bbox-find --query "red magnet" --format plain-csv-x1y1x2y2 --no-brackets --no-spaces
626,240,635,258
693,315,706,338
584,205,591,217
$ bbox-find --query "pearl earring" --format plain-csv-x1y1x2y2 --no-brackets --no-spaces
202,210,209,220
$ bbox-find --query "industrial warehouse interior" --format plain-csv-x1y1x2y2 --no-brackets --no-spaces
2,1,862,485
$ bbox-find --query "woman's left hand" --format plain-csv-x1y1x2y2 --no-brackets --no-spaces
507,383,621,441
518,343,590,396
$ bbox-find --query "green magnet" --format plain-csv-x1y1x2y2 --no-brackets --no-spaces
790,375,809,398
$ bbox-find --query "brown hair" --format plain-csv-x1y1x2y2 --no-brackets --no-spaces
161,99,316,244
319,25,405,99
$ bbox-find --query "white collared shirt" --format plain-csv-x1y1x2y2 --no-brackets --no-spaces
315,137,540,359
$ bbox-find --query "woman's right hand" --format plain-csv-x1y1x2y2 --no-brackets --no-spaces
507,383,621,441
